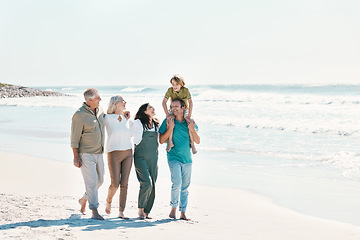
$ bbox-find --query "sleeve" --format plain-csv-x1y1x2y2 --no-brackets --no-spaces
131,119,143,145
103,115,109,134
98,106,104,115
164,87,172,99
158,119,168,134
70,112,83,148
185,87,191,99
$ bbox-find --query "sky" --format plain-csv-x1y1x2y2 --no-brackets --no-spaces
0,0,359,86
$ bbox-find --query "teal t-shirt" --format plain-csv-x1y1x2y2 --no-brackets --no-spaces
159,118,198,164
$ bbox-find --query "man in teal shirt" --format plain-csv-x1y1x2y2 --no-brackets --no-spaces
159,98,200,220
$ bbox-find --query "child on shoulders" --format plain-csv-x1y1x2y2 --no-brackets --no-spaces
162,74,197,154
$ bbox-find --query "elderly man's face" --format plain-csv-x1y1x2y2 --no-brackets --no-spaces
88,95,101,109
171,101,184,116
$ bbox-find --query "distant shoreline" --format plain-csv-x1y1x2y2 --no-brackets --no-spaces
0,83,67,98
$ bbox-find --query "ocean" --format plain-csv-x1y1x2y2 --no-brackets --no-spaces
1,84,360,225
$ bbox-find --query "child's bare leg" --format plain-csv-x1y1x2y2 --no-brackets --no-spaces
189,129,197,154
185,114,197,154
166,130,175,151
166,114,175,151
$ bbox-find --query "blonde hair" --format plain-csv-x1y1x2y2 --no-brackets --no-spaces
107,95,123,114
83,88,99,102
170,74,185,87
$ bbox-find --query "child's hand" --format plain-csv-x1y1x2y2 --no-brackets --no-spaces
166,116,175,130
187,118,196,130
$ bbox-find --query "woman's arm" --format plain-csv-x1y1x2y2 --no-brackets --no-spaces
131,119,143,145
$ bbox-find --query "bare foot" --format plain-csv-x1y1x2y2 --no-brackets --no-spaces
180,212,190,221
190,142,197,154
91,209,104,220
169,207,176,219
78,197,87,215
118,211,129,219
105,202,111,214
145,213,152,219
138,208,145,219
166,142,175,152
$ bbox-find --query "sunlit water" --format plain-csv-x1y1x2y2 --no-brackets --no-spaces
1,84,360,225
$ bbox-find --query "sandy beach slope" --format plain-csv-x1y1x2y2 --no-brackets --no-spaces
1,152,360,240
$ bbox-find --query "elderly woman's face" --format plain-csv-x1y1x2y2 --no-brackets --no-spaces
116,98,126,111
145,104,155,117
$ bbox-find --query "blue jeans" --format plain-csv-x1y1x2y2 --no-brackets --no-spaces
168,161,192,212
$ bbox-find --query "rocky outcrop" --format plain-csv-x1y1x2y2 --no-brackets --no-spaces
0,83,66,98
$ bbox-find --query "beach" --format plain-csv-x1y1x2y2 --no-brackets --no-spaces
1,151,360,240
1,0,360,238
1,84,360,239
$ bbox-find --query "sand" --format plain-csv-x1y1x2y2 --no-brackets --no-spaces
1,151,360,240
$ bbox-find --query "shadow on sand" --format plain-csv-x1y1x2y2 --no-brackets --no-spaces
0,214,178,232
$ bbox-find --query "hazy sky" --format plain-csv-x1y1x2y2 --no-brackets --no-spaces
0,0,359,86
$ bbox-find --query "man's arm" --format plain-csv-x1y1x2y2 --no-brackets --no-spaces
72,148,81,168
71,113,83,168
159,117,175,144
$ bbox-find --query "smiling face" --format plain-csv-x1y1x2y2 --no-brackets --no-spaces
144,104,155,118
88,94,101,109
115,97,126,113
171,100,184,117
171,79,182,92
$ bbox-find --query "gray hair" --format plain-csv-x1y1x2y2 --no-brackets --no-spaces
83,88,99,102
107,95,123,114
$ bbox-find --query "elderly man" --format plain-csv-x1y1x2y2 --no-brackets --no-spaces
71,88,105,220
159,98,200,220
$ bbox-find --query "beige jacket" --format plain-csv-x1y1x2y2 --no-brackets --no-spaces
71,103,105,154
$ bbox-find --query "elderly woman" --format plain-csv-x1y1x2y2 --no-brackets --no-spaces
104,95,132,219
132,103,159,219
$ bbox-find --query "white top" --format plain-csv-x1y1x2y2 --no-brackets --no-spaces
131,119,157,146
104,114,133,152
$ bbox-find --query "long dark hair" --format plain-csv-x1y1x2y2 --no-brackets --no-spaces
135,103,159,130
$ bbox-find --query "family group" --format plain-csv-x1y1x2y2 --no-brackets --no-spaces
70,75,200,221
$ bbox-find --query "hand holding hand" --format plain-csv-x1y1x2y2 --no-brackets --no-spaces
124,111,130,120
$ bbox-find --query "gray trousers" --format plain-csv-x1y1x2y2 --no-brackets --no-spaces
80,153,105,210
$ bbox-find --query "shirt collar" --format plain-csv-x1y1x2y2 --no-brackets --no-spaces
174,118,186,124
83,102,97,115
